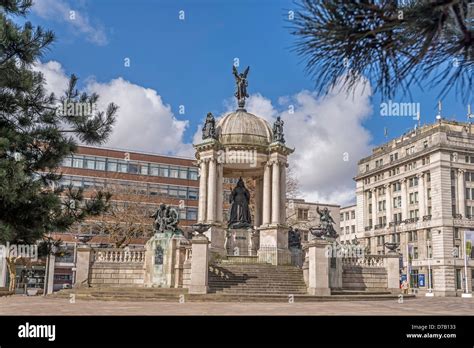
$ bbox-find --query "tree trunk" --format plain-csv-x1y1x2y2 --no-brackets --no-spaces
5,257,17,292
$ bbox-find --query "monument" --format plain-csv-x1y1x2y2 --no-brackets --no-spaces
193,65,294,264
144,204,188,287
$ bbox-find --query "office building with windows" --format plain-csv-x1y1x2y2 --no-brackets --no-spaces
340,205,357,244
355,119,474,296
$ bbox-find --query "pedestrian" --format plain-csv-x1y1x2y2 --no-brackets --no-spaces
401,279,409,294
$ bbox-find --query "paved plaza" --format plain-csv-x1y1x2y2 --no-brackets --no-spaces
0,296,472,316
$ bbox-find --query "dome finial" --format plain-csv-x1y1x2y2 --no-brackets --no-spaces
232,65,250,110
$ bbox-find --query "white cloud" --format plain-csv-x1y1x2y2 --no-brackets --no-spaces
32,0,107,45
34,60,193,156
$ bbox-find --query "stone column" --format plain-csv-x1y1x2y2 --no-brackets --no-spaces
271,160,281,225
45,254,56,295
254,177,263,227
198,160,208,223
457,169,466,216
371,188,377,227
385,254,400,292
0,255,6,288
280,162,287,224
305,239,331,296
262,162,272,225
401,178,408,220
385,183,392,226
74,246,92,288
207,157,216,223
189,235,210,294
216,163,223,223
418,172,426,218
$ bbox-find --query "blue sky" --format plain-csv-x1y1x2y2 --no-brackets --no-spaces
23,0,473,205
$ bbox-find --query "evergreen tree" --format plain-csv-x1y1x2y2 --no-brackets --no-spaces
0,0,118,289
291,0,473,102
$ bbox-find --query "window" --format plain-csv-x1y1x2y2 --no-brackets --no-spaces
169,167,179,178
406,146,415,155
159,166,169,177
393,212,402,223
454,228,460,239
128,163,139,174
117,161,128,173
106,160,117,172
188,188,198,200
189,169,198,180
140,164,149,175
340,213,344,221
427,188,431,200
390,153,399,162
409,192,419,204
72,156,83,168
84,157,95,170
366,164,369,172
179,169,188,179
409,210,419,219
426,229,432,240
408,176,418,187
351,210,355,219
423,140,428,148
96,160,106,171
393,196,402,208
368,204,372,214
345,226,350,234
413,247,419,259
426,172,431,182
351,225,355,234
298,208,309,220
345,212,350,220
393,182,401,192
186,208,197,220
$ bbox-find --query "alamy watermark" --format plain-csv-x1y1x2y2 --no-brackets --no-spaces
216,149,257,167
380,100,420,120
324,242,365,258
0,242,38,261
56,101,97,117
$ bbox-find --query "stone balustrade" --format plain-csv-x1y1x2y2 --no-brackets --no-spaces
94,248,145,263
342,254,386,268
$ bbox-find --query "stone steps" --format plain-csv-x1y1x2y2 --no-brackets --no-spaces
208,263,307,295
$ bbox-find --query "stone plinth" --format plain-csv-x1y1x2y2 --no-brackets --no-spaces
204,225,226,257
225,228,256,256
257,225,290,265
74,245,93,288
144,232,188,288
0,255,6,288
304,239,331,296
189,235,210,294
385,253,401,292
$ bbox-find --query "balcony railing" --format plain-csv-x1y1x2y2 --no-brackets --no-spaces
422,215,432,221
453,214,463,219
364,226,373,231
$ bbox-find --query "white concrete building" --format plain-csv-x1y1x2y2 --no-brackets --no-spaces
355,119,474,296
339,205,357,244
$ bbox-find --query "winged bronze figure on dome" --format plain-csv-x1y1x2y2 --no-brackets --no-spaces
232,65,250,108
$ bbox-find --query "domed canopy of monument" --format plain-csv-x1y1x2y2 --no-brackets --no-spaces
216,109,273,147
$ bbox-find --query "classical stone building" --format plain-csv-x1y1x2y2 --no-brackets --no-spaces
355,119,474,296
339,204,357,244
